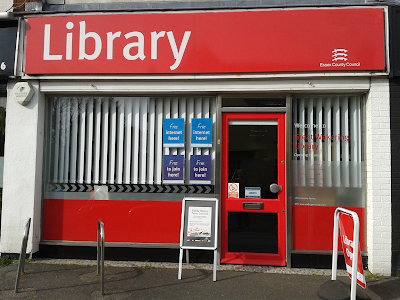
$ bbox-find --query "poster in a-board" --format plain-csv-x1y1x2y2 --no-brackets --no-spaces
180,197,218,250
178,197,219,281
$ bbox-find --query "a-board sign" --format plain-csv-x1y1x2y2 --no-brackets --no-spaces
180,197,218,250
338,211,366,288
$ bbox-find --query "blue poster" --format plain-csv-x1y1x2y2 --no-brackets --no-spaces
163,155,184,184
163,118,185,148
190,155,211,184
191,118,212,148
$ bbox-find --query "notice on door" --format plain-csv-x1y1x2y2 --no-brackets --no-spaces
245,187,261,199
228,183,239,198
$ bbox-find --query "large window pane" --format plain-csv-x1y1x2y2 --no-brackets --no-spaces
292,96,365,207
45,96,216,200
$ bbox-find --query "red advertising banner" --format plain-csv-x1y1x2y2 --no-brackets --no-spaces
25,8,386,75
338,212,366,289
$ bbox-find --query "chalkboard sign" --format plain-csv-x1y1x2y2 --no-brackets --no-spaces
180,197,218,250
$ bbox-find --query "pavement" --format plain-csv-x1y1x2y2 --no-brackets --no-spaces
0,258,399,300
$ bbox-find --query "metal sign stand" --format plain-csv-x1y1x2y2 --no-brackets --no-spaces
15,218,31,293
97,220,105,296
178,197,218,282
332,207,361,300
178,248,218,282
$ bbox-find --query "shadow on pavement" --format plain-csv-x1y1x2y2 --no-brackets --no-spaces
368,278,400,300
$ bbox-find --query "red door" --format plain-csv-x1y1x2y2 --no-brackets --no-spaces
221,113,286,266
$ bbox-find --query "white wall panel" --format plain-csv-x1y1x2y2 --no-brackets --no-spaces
366,77,391,276
1,80,45,255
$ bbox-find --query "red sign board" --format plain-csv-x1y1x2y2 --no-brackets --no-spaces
25,8,386,75
338,212,366,289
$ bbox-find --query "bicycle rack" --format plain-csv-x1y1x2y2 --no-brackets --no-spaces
14,218,31,293
97,219,105,296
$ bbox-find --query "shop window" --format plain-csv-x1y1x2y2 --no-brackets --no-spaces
291,95,365,251
45,96,216,198
292,96,364,206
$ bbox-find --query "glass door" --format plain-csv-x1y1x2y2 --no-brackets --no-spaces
221,113,286,266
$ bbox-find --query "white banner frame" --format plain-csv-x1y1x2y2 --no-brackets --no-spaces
332,207,364,300
178,197,219,282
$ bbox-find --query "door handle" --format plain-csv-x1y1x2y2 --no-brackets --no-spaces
270,183,282,193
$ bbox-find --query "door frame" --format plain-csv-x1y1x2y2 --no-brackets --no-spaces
220,112,286,266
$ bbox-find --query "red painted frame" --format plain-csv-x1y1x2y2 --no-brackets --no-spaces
221,113,286,266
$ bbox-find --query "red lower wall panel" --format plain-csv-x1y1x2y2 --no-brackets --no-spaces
42,199,182,244
292,206,365,252
43,200,365,251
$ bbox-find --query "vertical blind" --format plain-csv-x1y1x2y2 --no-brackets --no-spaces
292,96,362,188
49,96,216,186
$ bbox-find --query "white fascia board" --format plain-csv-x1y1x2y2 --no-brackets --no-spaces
39,77,371,94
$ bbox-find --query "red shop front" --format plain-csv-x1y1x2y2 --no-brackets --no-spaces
23,7,386,266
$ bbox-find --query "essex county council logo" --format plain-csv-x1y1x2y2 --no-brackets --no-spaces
319,49,360,68
332,49,348,61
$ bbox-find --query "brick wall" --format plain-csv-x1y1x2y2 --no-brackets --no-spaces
366,77,392,276
390,78,400,276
